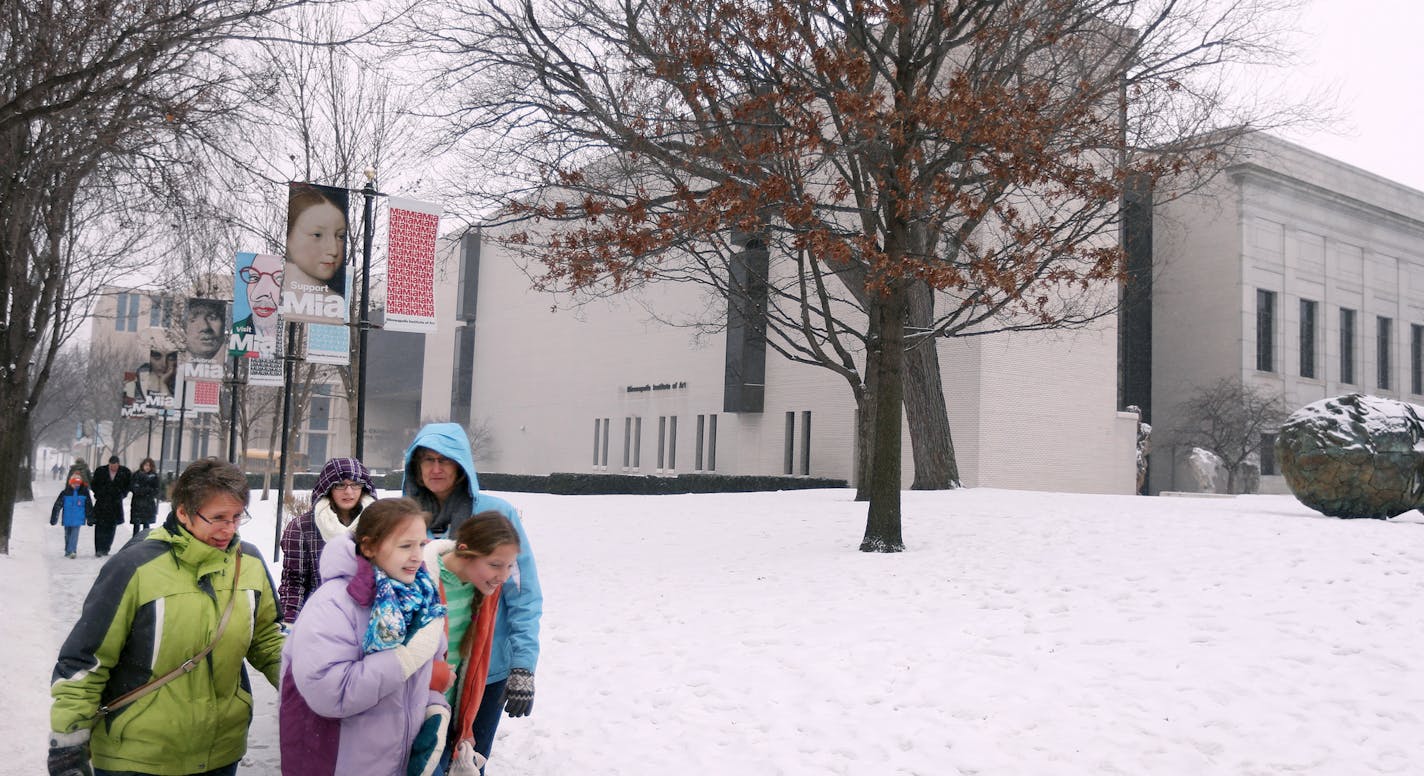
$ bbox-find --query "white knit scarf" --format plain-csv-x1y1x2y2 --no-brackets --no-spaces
313,493,376,541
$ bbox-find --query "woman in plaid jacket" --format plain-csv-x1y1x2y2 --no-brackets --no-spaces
278,457,378,624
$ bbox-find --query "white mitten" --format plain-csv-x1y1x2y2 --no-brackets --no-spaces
448,740,487,776
394,616,445,679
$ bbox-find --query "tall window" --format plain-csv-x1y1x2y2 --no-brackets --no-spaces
1299,299,1317,378
1260,433,1277,476
1378,316,1393,390
1340,308,1356,384
695,415,705,471
783,412,796,474
149,295,173,328
1255,289,1275,372
800,411,812,475
667,416,677,470
1413,324,1423,395
592,419,601,466
657,416,667,470
632,416,642,469
114,292,140,332
706,414,717,471
307,393,331,464
622,417,632,468
601,418,610,466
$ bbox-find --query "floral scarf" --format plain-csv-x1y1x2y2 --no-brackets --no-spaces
362,564,447,654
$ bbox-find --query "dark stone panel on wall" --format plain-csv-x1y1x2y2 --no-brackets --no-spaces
724,238,769,413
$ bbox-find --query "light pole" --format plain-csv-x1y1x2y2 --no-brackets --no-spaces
354,167,377,460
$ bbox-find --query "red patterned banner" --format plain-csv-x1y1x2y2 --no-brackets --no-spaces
384,197,441,333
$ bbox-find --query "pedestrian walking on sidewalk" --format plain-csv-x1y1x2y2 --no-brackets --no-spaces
49,475,92,559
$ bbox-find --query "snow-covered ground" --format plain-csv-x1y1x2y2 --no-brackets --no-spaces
4,483,1423,775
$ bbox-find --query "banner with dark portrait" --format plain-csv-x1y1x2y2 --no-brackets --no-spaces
230,251,282,358
121,371,151,417
184,297,228,366
181,297,226,413
281,182,350,324
123,347,177,414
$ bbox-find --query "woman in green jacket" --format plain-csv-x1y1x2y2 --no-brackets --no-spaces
48,458,284,776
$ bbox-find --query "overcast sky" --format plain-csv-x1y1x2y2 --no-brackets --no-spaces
1278,0,1424,192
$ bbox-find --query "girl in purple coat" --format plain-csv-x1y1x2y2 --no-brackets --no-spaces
279,498,450,776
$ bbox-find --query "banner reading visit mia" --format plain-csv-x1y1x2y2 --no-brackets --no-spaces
383,197,441,333
230,251,282,358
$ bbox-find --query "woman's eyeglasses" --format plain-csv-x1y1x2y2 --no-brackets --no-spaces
332,482,364,493
239,266,283,285
193,508,252,528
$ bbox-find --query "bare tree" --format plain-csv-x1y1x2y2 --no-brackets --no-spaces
421,0,1305,550
1173,378,1289,494
201,10,429,463
0,0,329,552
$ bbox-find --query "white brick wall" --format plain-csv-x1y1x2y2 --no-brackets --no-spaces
436,234,1136,493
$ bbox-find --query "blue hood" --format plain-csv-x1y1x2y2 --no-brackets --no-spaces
401,423,479,502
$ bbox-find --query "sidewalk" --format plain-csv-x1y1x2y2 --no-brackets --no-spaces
0,483,281,775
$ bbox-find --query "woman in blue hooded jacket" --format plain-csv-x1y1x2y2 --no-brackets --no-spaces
402,423,542,766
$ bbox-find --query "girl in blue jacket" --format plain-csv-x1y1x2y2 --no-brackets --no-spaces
49,474,92,559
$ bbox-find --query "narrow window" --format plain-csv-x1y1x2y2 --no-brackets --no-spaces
593,419,601,466
707,414,717,471
623,417,631,468
1255,289,1275,372
1412,325,1423,395
633,416,642,469
657,416,667,470
784,411,795,474
1299,299,1317,378
150,295,163,327
667,416,677,471
694,415,705,471
1378,316,1393,390
114,293,128,331
601,418,610,466
801,411,812,476
1340,308,1356,384
1260,433,1277,476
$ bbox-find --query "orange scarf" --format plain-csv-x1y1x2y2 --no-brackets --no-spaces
432,581,503,746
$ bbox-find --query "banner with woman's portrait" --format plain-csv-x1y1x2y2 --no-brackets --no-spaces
281,182,350,324
123,346,177,414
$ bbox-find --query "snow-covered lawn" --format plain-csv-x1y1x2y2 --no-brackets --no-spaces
4,484,1422,775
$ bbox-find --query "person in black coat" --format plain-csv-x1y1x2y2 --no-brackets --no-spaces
89,455,131,556
128,457,162,537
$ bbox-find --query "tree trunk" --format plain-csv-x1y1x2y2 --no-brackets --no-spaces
860,289,906,553
18,425,35,502
0,401,33,553
903,280,961,489
854,370,877,502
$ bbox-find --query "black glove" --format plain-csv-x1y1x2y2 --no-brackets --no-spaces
48,731,92,776
504,668,535,717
